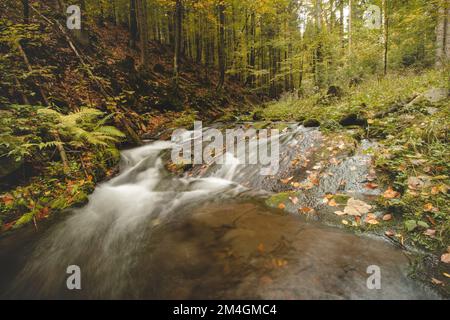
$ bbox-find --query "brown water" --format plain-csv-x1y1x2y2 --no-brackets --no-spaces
0,125,440,299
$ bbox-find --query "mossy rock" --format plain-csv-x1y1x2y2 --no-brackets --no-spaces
265,192,297,207
303,118,321,128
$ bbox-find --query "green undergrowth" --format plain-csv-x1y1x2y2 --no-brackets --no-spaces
0,104,123,232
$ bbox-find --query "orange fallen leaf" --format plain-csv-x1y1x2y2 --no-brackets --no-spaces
365,183,379,190
328,199,338,207
281,176,294,184
299,207,314,214
383,187,400,199
1,194,14,206
278,203,286,210
292,182,301,188
257,243,265,253
366,219,379,225
441,253,450,264
423,203,434,212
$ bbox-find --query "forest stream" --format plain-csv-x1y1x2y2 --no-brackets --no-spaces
0,123,441,299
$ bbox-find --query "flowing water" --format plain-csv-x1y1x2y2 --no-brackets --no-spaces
0,124,439,299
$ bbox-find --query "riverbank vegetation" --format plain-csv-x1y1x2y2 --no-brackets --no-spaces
0,0,449,279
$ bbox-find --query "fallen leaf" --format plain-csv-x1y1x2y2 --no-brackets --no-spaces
365,218,379,225
281,176,294,184
278,203,286,210
443,273,450,278
299,207,314,214
423,203,434,212
289,196,299,205
382,214,392,221
257,243,265,253
423,229,436,237
343,198,372,216
407,177,424,190
431,278,443,285
334,211,346,216
383,187,400,199
441,253,450,264
1,194,14,206
328,199,338,207
292,182,301,188
385,230,395,237
365,182,379,190
341,219,349,225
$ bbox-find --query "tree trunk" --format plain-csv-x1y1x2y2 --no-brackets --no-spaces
136,0,149,65
348,0,352,54
382,0,389,75
436,0,450,67
174,0,182,86
216,2,226,90
340,0,344,48
129,0,138,48
22,0,29,23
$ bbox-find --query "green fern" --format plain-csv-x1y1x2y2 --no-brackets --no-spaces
37,108,125,148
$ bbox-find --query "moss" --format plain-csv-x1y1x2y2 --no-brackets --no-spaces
265,191,297,207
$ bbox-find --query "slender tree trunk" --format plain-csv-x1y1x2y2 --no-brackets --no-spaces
129,0,138,48
436,0,450,67
382,0,389,75
136,0,149,65
340,0,344,48
348,0,352,54
174,0,182,86
22,0,29,23
216,2,226,90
